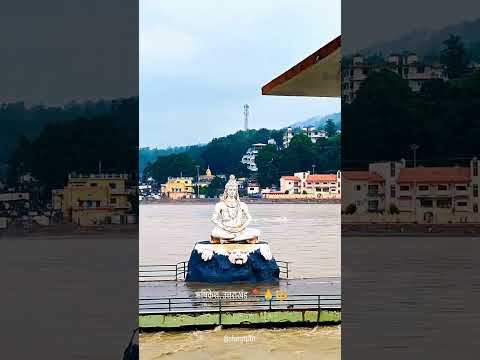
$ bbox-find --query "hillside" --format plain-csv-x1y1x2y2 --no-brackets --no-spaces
359,18,480,60
139,113,341,175
0,97,138,179
289,112,341,129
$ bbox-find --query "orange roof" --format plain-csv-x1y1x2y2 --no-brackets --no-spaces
342,171,384,182
306,174,337,182
397,167,470,183
281,176,301,181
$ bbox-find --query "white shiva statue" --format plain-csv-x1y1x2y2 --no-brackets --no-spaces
210,175,260,243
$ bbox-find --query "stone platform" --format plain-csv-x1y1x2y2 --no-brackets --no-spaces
185,241,280,283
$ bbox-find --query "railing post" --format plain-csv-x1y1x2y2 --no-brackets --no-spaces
286,262,289,279
169,298,171,312
183,262,186,280
269,299,272,311
175,264,178,281
219,298,222,325
317,295,321,323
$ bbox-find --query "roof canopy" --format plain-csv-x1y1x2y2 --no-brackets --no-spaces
262,36,341,97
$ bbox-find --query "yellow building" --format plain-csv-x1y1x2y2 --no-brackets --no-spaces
52,173,131,226
162,176,194,200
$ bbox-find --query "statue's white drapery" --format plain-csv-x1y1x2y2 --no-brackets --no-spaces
194,243,273,265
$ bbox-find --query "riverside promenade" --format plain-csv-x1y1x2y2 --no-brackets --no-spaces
139,275,341,330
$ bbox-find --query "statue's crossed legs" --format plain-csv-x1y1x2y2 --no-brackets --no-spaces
211,227,260,244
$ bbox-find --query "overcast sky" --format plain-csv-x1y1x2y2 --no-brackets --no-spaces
0,1,137,106
343,0,480,53
140,0,341,148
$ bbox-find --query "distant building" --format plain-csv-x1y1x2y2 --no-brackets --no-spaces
246,182,260,195
161,176,194,200
342,52,448,103
241,143,268,172
52,173,131,226
342,158,480,223
283,127,328,148
197,166,215,187
277,171,341,199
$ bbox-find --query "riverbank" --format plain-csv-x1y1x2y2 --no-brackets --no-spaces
0,221,138,238
141,198,340,205
342,223,480,236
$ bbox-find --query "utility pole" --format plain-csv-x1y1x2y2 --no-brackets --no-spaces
195,165,200,198
410,144,419,168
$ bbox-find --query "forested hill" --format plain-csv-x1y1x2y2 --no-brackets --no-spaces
359,18,480,60
143,128,285,182
143,124,341,187
1,97,138,168
289,112,341,130
4,98,138,187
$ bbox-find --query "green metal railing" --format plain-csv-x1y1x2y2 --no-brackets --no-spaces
139,293,341,314
139,260,290,281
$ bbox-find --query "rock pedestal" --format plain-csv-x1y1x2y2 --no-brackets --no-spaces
185,241,280,283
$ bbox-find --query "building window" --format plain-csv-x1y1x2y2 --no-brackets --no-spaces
437,199,452,208
96,201,101,207
420,199,433,208
474,203,478,213
438,184,448,191
78,200,84,207
355,185,361,191
390,185,396,198
474,184,479,198
456,185,467,191
399,185,410,191
418,185,429,191
90,183,97,187
368,200,379,211
457,201,468,207
368,184,379,194
390,162,395,177
109,183,117,189
86,200,93,208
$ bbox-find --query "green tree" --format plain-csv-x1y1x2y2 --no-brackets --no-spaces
255,144,280,188
324,119,337,137
342,70,416,169
205,176,226,198
144,153,199,184
441,35,468,79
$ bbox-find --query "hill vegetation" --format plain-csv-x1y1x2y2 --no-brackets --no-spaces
7,98,138,197
342,67,480,169
144,124,340,187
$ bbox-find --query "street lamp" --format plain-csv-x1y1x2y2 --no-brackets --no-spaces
195,165,200,198
312,164,316,175
410,144,419,168
409,144,420,221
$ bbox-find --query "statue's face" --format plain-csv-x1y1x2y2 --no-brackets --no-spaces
226,187,237,199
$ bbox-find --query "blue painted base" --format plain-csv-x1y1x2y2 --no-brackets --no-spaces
185,247,280,284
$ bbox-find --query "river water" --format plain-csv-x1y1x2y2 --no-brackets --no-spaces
140,326,341,360
140,203,340,279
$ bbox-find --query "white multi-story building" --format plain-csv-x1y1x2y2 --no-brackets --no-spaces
241,143,267,172
342,158,480,223
283,127,328,148
342,53,448,103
